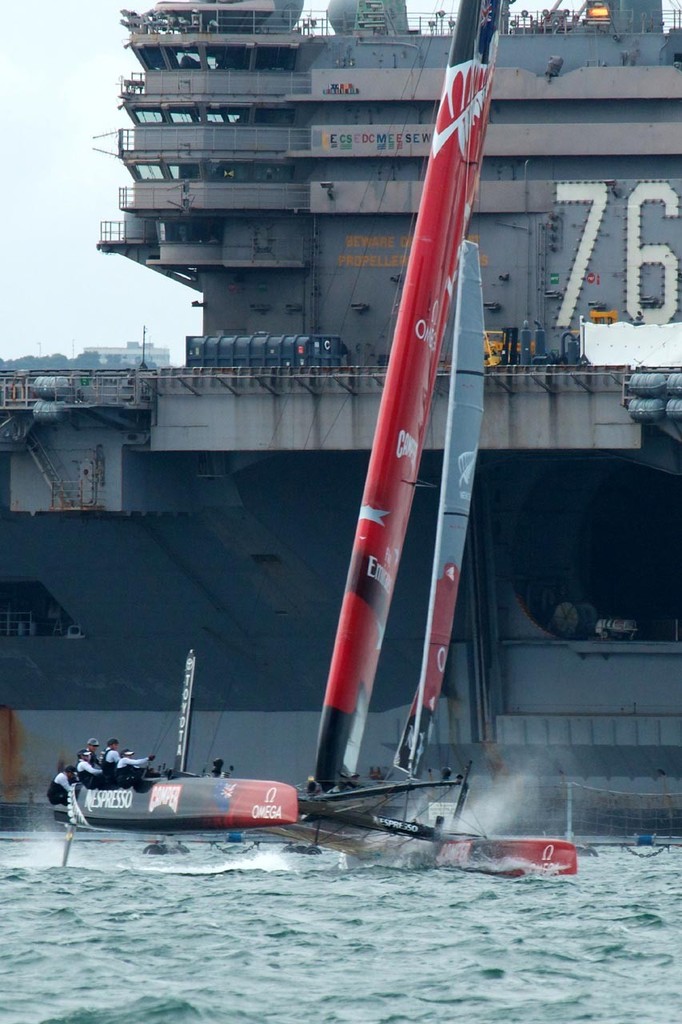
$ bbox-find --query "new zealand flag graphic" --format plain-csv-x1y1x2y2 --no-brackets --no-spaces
214,780,236,810
478,0,499,63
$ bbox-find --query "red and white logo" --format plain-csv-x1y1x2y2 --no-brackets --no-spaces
149,783,183,815
432,60,491,159
252,785,284,820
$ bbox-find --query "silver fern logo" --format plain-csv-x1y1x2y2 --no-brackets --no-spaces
458,449,477,498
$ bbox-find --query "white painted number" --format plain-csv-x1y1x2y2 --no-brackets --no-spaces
555,182,608,329
555,180,681,327
626,182,679,324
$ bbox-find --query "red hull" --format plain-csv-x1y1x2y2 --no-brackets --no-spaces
436,837,578,876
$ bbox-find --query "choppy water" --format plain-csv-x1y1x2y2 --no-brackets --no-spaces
1,836,680,1024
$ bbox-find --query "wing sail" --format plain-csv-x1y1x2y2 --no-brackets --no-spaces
395,241,485,777
315,0,502,788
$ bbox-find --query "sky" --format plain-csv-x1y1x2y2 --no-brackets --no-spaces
0,0,458,366
0,2,204,364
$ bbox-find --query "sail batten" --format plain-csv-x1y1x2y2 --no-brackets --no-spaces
315,0,502,789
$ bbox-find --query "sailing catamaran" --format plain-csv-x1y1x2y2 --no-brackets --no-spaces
55,651,299,838
292,243,577,874
55,0,576,874
302,0,576,873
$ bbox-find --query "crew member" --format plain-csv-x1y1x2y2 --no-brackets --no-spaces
81,738,101,766
116,749,156,789
100,738,121,787
76,750,104,789
47,765,77,806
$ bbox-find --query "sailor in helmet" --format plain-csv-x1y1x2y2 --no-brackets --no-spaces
75,737,100,770
83,738,101,765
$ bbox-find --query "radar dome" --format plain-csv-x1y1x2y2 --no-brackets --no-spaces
268,0,305,30
328,0,360,33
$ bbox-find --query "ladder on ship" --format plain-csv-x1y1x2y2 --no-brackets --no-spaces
355,0,390,33
26,432,85,511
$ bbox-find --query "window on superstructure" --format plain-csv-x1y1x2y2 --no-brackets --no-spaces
207,162,244,181
168,109,198,123
253,47,297,72
167,48,202,70
254,164,294,183
168,164,201,180
253,108,296,126
134,110,165,124
206,46,249,70
206,107,246,124
161,220,222,243
136,164,164,180
137,46,166,71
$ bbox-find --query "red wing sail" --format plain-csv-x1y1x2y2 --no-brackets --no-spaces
315,0,502,788
394,241,485,777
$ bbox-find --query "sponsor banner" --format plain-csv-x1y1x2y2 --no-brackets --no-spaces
84,788,134,812
251,802,284,820
396,429,418,465
313,126,432,156
373,815,434,839
148,783,183,815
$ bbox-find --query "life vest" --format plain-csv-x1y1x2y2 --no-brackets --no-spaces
77,762,101,789
47,779,68,806
116,762,140,789
101,748,118,785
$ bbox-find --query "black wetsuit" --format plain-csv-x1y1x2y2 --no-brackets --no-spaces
47,776,70,806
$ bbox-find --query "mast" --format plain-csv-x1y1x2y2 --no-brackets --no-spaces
394,241,485,778
315,0,502,788
174,649,196,774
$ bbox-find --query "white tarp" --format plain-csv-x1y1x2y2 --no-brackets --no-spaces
583,321,682,368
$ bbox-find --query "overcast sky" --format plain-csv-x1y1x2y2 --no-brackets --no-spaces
0,2,201,364
0,0,456,365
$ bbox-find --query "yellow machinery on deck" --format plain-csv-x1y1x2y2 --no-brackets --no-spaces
589,309,618,325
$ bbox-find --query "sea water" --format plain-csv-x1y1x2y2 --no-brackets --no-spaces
0,837,680,1024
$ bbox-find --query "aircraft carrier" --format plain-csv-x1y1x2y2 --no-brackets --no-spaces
3,0,682,818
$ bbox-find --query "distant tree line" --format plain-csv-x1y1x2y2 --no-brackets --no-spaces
0,354,163,370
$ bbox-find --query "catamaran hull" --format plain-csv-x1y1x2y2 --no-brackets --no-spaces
55,777,299,833
270,822,577,876
436,837,578,876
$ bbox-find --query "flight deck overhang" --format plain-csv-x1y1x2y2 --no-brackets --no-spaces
147,365,641,452
0,366,672,514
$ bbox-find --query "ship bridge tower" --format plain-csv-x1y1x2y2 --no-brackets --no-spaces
98,0,447,365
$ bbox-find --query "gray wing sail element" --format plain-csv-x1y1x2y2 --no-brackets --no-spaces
395,241,485,777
